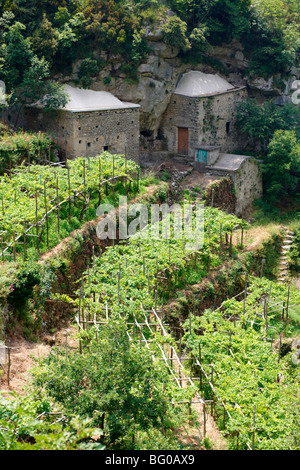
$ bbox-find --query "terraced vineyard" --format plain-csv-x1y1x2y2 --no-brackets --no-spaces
0,156,299,451
0,153,138,259
59,203,299,450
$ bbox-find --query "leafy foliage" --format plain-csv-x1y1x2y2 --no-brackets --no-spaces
262,130,300,200
0,152,138,247
183,276,300,450
0,129,60,174
0,14,68,122
31,319,185,449
161,16,191,52
0,392,104,450
235,98,300,154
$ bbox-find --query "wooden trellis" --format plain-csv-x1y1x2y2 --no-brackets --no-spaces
0,154,139,260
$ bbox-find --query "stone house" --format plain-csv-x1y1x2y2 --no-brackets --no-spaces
203,150,263,216
159,71,247,160
24,85,140,161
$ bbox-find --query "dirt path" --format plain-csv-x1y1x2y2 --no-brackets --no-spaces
0,324,78,394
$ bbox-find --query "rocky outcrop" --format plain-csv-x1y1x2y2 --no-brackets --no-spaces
55,29,299,143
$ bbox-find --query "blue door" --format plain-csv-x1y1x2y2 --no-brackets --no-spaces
197,149,208,163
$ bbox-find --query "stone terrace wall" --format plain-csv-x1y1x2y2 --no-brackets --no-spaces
207,158,263,216
232,158,263,216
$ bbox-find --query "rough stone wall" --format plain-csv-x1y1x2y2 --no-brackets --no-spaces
159,87,248,158
24,107,140,162
208,158,262,216
232,158,263,216
205,178,237,214
24,108,75,154
159,94,200,158
72,108,140,161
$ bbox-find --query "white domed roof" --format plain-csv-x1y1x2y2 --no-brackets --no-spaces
62,85,139,111
175,71,235,97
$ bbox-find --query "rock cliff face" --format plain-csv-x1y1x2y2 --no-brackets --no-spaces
58,31,299,147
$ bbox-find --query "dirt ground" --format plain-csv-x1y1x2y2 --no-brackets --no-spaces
0,323,78,394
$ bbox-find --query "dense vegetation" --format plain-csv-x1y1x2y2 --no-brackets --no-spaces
25,201,299,450
235,99,300,201
184,277,300,450
0,122,60,173
0,0,299,119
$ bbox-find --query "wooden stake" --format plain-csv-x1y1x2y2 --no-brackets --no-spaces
67,168,71,223
44,181,49,249
199,342,203,390
23,220,27,261
56,176,60,235
252,407,256,450
243,272,248,315
285,284,290,337
35,189,39,253
12,231,16,261
203,391,206,437
98,157,102,206
7,348,11,387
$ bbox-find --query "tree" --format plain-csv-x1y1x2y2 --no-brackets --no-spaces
189,24,209,51
262,130,300,199
32,320,172,449
0,20,33,90
167,0,218,28
30,13,58,64
161,15,191,51
0,17,68,125
235,98,300,154
77,58,100,89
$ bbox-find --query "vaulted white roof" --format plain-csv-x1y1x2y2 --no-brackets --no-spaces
62,85,139,112
175,71,236,97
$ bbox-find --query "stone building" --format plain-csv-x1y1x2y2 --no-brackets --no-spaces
159,71,247,160
24,85,140,161
205,151,263,216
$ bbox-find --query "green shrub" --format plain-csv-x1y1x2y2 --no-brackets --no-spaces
0,130,60,174
78,58,102,88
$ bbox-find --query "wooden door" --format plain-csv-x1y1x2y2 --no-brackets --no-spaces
178,127,189,155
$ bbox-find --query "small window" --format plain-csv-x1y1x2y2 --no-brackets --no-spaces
78,127,81,131
87,142,91,148
79,140,82,144
226,122,231,134
104,145,108,151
